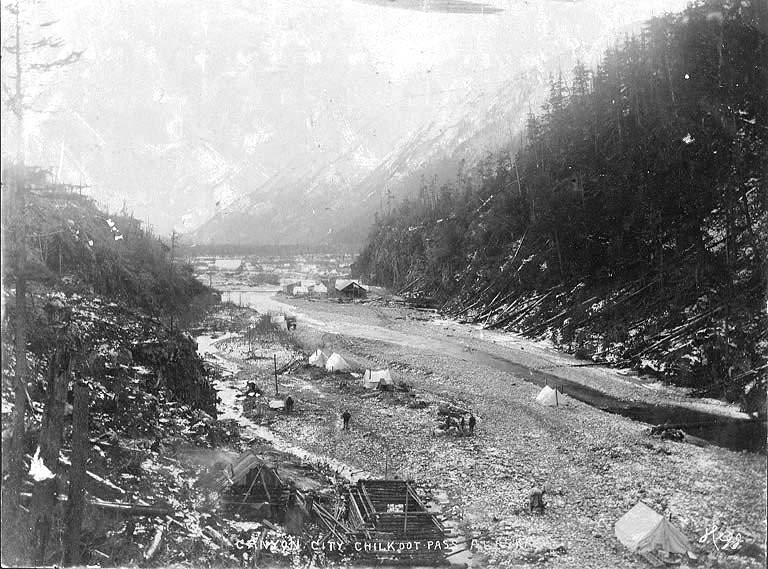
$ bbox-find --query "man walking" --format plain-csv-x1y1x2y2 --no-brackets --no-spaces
342,410,351,430
468,413,476,435
529,486,546,514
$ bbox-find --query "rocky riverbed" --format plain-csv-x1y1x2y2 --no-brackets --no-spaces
200,296,767,569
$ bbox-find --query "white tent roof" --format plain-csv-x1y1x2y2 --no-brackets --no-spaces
615,502,691,555
214,258,242,270
362,369,393,389
309,349,329,367
325,353,350,372
535,385,570,406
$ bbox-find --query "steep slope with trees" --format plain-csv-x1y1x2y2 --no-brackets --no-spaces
353,0,767,416
1,165,220,565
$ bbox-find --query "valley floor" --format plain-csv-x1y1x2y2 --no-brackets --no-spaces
206,295,767,569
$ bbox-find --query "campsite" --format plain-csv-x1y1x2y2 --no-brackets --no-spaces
2,0,765,566
189,280,767,569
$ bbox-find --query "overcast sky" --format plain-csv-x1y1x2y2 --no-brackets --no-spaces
2,0,690,235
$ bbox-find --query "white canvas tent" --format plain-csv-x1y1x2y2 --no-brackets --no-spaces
308,349,329,367
314,282,328,294
325,353,350,372
535,385,570,406
362,369,394,389
615,502,691,557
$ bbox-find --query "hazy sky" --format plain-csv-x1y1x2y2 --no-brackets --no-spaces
2,0,690,234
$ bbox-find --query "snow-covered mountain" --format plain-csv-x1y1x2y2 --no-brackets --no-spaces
1,0,688,245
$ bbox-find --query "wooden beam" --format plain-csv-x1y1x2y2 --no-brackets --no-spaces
237,467,262,513
259,468,272,504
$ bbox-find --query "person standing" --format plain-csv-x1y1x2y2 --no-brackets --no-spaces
468,414,476,435
529,486,546,514
342,410,351,430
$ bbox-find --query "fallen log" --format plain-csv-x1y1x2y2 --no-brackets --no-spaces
261,519,281,532
87,497,174,517
477,289,522,323
455,292,492,318
520,308,570,336
630,306,724,359
91,549,110,561
143,526,164,561
488,291,553,330
204,526,232,549
521,294,601,336
59,456,126,499
19,493,173,517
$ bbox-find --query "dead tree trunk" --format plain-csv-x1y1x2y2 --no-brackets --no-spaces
64,381,88,565
10,272,27,501
8,170,28,508
32,347,70,565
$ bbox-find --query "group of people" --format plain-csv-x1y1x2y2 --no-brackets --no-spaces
442,413,476,436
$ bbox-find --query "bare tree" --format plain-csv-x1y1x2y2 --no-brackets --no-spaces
1,1,82,554
2,0,83,162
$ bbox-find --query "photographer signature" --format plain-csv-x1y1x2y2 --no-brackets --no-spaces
698,519,744,552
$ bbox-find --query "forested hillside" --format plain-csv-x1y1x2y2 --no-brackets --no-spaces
353,0,767,415
2,165,221,565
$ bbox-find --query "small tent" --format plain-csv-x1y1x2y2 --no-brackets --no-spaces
325,353,351,372
535,385,569,406
363,369,394,389
308,349,329,367
615,502,691,557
